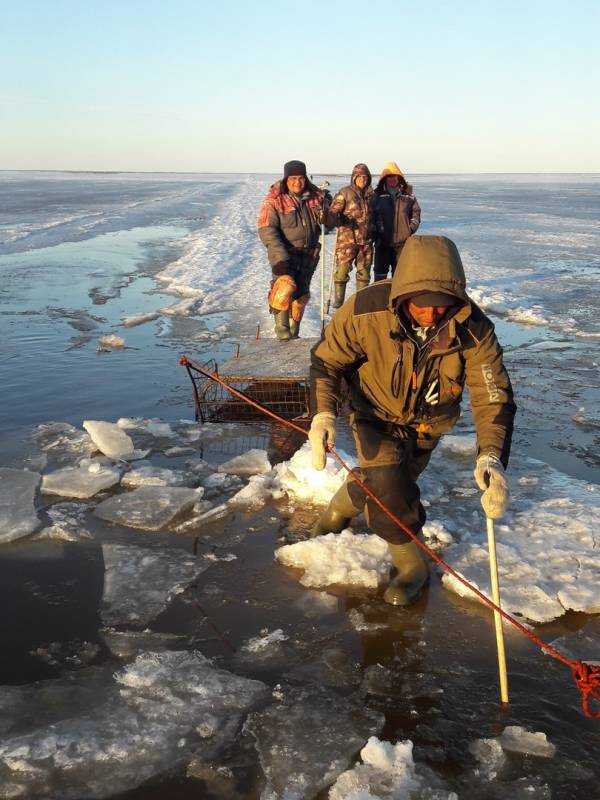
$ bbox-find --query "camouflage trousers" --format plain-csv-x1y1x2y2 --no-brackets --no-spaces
334,242,374,284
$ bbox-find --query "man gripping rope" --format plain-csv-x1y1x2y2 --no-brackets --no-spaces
258,160,329,340
309,235,516,606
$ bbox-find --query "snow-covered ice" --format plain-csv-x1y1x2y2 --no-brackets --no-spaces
98,334,125,349
83,420,135,460
328,736,419,800
274,443,351,504
94,486,200,530
276,531,391,589
0,468,41,543
101,543,208,625
121,311,160,328
41,460,121,499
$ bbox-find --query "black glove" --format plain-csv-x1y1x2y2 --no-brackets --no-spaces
272,260,290,276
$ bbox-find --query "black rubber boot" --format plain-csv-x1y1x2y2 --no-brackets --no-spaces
333,282,347,309
289,319,300,338
311,481,363,537
356,279,369,291
273,309,291,341
383,541,429,606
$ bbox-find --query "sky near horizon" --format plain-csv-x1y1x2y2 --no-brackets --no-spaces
2,0,599,173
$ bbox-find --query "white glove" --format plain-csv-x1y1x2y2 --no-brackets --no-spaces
308,412,336,470
474,454,509,519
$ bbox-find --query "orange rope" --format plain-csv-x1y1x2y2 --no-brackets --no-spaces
180,355,600,718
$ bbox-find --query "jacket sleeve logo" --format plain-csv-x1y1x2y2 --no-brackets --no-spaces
481,363,500,402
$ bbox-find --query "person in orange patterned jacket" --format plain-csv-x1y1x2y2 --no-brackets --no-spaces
258,160,329,340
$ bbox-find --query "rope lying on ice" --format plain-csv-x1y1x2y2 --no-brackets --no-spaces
179,355,600,718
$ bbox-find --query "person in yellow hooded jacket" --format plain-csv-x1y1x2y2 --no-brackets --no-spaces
374,162,421,281
308,235,516,606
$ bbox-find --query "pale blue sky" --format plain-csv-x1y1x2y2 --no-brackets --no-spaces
2,0,598,172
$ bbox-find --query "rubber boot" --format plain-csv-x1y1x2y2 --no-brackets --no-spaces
289,319,300,339
383,541,429,606
333,282,347,309
273,309,291,341
311,481,363,538
356,278,369,291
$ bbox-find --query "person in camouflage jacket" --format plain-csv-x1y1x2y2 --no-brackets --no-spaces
374,162,421,281
257,160,328,340
308,236,515,606
326,163,376,308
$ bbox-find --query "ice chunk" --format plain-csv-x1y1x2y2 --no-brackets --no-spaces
245,686,384,800
329,736,418,800
32,502,93,542
275,442,351,504
217,449,271,476
98,334,125,349
101,543,208,625
145,421,175,438
42,462,121,499
439,434,477,457
94,486,199,530
0,468,41,543
468,737,506,781
121,465,196,488
164,446,195,457
276,530,390,589
121,312,160,328
240,628,289,654
83,420,135,460
32,422,96,462
500,726,556,758
100,629,187,660
228,472,284,510
0,651,266,799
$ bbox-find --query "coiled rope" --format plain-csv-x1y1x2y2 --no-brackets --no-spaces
180,356,600,718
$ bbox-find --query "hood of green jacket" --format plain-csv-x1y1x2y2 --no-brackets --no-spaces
389,235,471,320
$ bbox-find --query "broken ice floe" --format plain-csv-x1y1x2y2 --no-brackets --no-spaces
99,629,187,660
94,486,200,531
41,460,121,499
83,420,135,460
0,651,266,799
32,503,93,542
100,543,208,626
240,629,289,654
0,468,41,543
499,726,556,758
217,448,271,476
33,422,96,463
328,736,419,799
276,531,391,589
121,311,160,328
245,685,384,800
227,472,285,509
121,464,196,488
441,458,600,622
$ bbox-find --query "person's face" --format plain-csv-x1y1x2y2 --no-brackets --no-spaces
355,174,368,189
405,301,448,327
385,175,400,189
286,175,306,193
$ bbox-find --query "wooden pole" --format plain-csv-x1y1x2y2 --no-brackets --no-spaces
320,223,325,325
487,516,509,704
326,228,338,315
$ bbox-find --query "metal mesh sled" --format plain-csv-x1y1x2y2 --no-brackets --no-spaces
180,338,318,424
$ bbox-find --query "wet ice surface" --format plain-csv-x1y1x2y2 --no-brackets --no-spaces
0,468,41,543
1,174,600,799
245,685,385,800
83,420,135,459
0,651,267,800
101,543,207,626
94,486,201,530
41,461,121,499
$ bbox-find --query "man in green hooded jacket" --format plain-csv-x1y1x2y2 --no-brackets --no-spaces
308,235,516,606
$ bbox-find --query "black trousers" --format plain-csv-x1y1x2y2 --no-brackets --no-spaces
346,415,437,544
373,242,404,280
